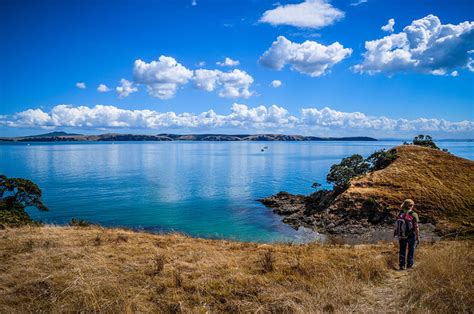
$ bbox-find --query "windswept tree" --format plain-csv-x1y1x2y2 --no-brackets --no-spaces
412,134,440,150
0,175,48,226
326,154,369,193
366,149,397,171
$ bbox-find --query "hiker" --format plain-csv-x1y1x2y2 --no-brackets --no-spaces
394,199,420,270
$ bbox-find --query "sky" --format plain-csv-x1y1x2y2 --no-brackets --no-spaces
0,0,473,138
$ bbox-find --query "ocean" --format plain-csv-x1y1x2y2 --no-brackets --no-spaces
1,140,472,242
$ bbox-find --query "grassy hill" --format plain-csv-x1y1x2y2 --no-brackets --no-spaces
0,226,472,313
334,145,474,236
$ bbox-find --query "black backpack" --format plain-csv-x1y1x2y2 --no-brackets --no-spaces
394,210,415,239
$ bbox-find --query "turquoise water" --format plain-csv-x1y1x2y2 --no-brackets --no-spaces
1,141,472,242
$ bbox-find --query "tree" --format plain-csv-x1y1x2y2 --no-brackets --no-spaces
326,154,369,192
0,175,47,226
412,134,439,150
367,149,397,171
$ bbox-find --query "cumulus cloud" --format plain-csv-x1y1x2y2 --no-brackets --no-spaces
259,36,352,77
259,0,344,29
133,56,193,99
271,80,282,88
193,69,254,98
2,104,472,136
0,104,294,130
76,82,86,89
116,79,138,98
381,18,395,33
355,15,474,75
216,57,240,67
97,84,111,92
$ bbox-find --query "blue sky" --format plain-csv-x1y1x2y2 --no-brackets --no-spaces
1,0,473,138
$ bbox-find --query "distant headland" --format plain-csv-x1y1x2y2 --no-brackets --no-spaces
0,131,378,142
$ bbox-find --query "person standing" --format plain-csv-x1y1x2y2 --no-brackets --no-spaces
394,199,420,270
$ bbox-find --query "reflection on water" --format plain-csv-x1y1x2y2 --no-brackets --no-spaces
0,141,472,242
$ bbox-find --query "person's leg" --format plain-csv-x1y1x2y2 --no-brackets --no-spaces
407,236,416,268
399,239,407,269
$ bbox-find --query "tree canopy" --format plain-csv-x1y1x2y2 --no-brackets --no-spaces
0,175,47,227
326,154,370,192
411,134,440,150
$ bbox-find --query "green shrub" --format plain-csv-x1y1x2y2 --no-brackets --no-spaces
0,175,47,227
326,154,369,192
367,149,397,171
412,134,440,150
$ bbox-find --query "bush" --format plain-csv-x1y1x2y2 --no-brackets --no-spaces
0,175,47,227
69,218,94,227
312,148,398,196
412,134,440,150
367,149,397,171
326,154,369,192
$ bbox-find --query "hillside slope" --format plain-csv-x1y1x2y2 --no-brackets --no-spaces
333,145,474,235
261,145,474,238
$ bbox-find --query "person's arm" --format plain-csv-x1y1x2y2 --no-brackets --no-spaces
413,212,420,242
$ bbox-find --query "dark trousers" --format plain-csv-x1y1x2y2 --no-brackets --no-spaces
399,236,416,268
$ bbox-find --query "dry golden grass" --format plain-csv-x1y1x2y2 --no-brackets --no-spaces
338,145,474,235
0,225,393,313
403,241,474,313
0,226,472,313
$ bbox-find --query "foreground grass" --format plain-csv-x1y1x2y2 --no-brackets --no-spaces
0,226,472,313
403,241,474,313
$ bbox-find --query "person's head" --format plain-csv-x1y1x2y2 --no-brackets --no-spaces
401,199,415,211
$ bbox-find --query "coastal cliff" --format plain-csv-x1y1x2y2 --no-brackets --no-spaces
260,145,474,240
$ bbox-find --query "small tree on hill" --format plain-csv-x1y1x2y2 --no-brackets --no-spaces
367,149,397,171
326,154,369,193
412,134,440,150
0,175,47,226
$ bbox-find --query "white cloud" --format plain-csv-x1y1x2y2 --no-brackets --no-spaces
193,69,254,98
350,0,367,6
355,15,474,75
133,56,193,99
216,57,240,67
381,18,395,33
271,80,282,88
97,84,111,92
451,70,459,77
259,0,344,29
191,0,197,6
116,79,138,98
259,36,352,77
196,61,206,67
2,104,472,136
76,82,86,89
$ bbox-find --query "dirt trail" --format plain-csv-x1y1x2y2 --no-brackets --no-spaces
350,268,411,313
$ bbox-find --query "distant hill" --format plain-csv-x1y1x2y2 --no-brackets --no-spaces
1,133,378,142
24,131,83,138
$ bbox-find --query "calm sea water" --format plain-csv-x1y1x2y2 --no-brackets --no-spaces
1,141,472,242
